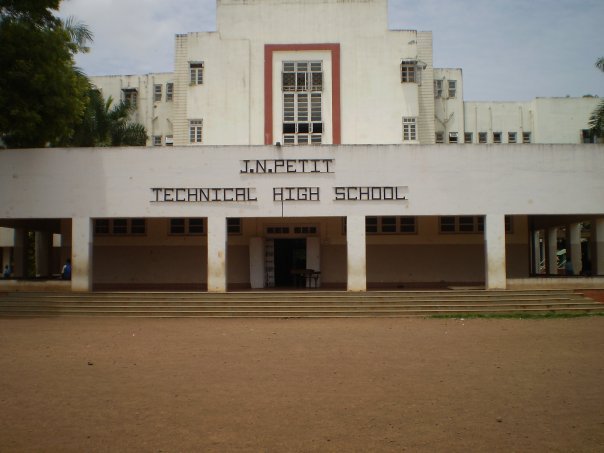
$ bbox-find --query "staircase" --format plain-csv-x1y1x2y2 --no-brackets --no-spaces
0,290,602,318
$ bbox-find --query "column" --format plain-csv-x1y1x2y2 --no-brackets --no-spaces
2,247,10,271
532,230,542,274
306,236,321,288
569,222,582,275
484,214,506,290
346,215,366,292
207,216,227,292
596,218,604,275
71,217,93,292
13,229,25,278
35,231,52,277
548,228,558,275
249,237,264,289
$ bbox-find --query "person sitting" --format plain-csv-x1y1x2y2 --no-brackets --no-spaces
2,265,10,279
61,259,72,280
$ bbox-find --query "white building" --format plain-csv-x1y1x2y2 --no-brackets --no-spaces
0,0,603,292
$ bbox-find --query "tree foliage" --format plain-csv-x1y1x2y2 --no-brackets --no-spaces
589,57,604,139
69,87,147,147
0,0,90,147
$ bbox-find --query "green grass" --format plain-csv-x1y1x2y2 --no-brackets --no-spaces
430,311,604,319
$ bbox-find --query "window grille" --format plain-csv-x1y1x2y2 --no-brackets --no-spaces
434,79,443,98
189,62,204,85
400,60,418,83
282,61,323,145
166,83,173,101
154,84,162,102
448,80,456,98
189,119,203,143
402,117,417,141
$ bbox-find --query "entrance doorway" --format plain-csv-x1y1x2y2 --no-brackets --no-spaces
274,238,306,287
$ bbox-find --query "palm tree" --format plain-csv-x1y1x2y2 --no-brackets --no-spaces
589,57,604,140
70,86,147,147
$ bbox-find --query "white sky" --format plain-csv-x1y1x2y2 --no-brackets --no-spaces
59,0,604,101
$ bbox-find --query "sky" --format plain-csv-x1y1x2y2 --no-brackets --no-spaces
58,0,604,101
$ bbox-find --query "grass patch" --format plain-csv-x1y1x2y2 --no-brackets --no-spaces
430,311,604,320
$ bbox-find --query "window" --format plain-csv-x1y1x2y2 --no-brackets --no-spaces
153,135,162,146
365,217,378,233
227,218,241,234
464,132,473,144
365,217,417,234
94,219,146,235
402,117,417,141
400,217,416,233
448,80,456,98
522,132,531,143
165,135,173,146
154,84,162,102
493,132,502,144
439,216,512,234
169,218,204,235
508,132,517,144
434,79,443,98
448,132,458,143
122,88,138,107
189,119,203,143
189,62,204,85
166,83,173,101
400,60,419,83
478,132,487,144
435,132,444,143
582,129,596,144
282,61,323,145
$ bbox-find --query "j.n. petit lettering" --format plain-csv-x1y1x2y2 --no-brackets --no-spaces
151,187,257,202
240,159,334,174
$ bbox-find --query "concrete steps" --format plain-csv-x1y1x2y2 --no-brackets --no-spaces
0,290,602,318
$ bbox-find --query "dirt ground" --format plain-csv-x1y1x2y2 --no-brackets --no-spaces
1,317,603,452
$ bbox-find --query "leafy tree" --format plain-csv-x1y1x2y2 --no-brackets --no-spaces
69,87,147,147
0,0,90,147
589,57,604,139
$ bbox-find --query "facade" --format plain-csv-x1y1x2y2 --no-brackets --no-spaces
1,0,603,292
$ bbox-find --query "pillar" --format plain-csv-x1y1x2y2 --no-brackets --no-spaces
547,228,558,275
596,218,604,275
485,214,506,289
249,237,264,289
532,230,542,274
71,217,93,292
35,231,52,277
207,216,227,292
2,247,10,271
306,236,321,288
569,222,582,275
347,215,366,292
13,229,25,278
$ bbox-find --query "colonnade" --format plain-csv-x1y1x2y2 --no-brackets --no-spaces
533,219,604,276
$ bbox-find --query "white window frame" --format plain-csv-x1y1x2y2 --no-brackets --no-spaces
478,132,487,144
435,132,444,143
152,135,162,146
434,79,443,98
402,117,417,142
189,62,204,85
189,119,203,143
400,60,419,83
282,61,323,146
448,132,458,144
508,132,517,144
166,83,173,101
493,132,502,144
165,135,173,146
153,84,162,102
464,132,473,144
448,80,457,98
523,132,531,143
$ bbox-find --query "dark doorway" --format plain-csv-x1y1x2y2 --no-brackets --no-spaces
274,239,306,287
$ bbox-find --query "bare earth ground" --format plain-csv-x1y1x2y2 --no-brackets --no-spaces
1,317,603,452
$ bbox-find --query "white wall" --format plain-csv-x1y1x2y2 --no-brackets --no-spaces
1,145,603,219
